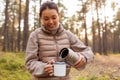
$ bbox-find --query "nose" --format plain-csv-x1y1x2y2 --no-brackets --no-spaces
49,19,53,24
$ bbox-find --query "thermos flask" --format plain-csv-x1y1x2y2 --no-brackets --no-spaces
59,48,80,70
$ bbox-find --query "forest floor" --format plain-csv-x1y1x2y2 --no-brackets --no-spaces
0,52,120,80
71,53,120,80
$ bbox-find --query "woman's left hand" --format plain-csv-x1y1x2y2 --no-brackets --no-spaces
44,59,55,76
74,54,87,69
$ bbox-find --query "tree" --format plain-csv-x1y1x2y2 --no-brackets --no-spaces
17,0,22,52
57,0,67,23
39,0,42,27
94,0,102,54
22,0,29,51
90,0,96,52
75,0,90,45
2,0,9,51
102,0,107,54
81,0,88,46
115,8,120,53
10,0,16,51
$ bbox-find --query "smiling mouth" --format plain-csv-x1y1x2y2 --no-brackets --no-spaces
49,25,55,28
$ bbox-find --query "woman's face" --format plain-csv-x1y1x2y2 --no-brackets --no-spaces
41,9,60,30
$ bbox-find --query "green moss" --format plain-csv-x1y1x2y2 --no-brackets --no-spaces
0,52,31,80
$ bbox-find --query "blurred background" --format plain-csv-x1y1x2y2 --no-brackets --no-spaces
0,0,120,80
0,0,120,54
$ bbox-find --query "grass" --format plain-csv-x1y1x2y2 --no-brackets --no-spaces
0,52,120,80
71,53,120,80
0,52,31,80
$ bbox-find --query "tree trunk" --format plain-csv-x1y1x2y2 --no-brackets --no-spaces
2,0,9,51
17,0,22,52
11,5,16,52
102,1,107,55
82,1,88,46
22,0,29,51
91,0,95,52
95,0,102,54
39,0,42,27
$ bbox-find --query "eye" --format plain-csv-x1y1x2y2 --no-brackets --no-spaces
52,15,57,19
43,17,49,21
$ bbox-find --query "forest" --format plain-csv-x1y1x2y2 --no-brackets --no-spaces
0,0,120,80
0,0,120,54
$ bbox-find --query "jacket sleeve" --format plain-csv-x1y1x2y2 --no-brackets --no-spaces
25,30,48,77
66,30,94,63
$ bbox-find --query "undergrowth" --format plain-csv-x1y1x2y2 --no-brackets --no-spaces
0,52,31,80
0,52,120,80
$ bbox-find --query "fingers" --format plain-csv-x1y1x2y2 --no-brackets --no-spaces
74,57,85,68
48,59,55,64
74,55,86,68
44,64,54,76
44,59,55,76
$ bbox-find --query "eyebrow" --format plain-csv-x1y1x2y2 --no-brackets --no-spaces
43,15,57,18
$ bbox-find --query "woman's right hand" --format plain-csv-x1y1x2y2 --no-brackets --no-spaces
44,59,55,76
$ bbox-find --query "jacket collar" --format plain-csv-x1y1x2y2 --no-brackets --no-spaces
41,23,64,35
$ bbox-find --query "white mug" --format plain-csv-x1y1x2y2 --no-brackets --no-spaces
53,62,66,77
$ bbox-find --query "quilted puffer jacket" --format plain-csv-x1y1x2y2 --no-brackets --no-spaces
25,24,94,80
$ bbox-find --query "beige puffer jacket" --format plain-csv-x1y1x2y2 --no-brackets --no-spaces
25,24,94,80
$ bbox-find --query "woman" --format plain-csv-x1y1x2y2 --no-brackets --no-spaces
25,1,94,80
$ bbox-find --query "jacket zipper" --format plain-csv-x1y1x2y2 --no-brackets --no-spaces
53,35,59,61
